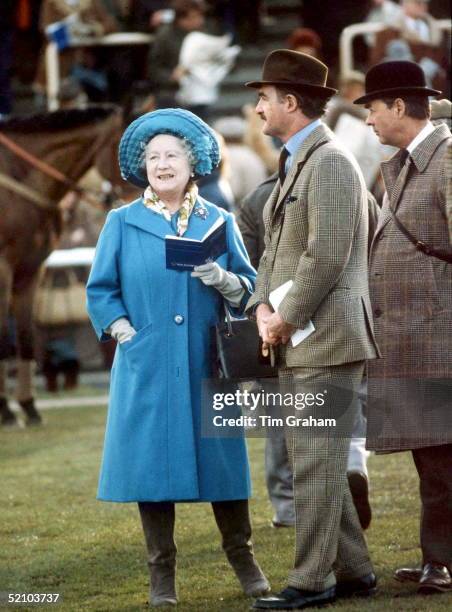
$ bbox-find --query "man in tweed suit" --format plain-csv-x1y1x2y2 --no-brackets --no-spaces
238,176,376,532
354,60,452,595
245,50,380,609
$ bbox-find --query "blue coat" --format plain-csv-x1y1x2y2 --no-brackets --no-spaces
86,197,256,502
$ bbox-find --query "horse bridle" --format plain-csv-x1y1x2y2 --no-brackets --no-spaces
0,111,120,211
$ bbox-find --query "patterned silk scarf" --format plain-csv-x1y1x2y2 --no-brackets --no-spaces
143,184,198,236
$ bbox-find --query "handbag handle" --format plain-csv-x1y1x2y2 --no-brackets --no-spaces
223,300,234,337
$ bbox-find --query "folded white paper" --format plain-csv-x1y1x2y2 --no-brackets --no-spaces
269,280,315,347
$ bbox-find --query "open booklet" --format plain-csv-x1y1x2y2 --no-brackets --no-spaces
165,216,227,271
269,280,315,347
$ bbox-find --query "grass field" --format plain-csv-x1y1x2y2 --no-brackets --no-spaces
1,402,450,611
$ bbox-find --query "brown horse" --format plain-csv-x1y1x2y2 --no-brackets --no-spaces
0,105,122,426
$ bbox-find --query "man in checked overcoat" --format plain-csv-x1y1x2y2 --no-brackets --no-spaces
354,60,452,595
245,50,380,610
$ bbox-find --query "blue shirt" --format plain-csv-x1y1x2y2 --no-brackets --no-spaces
284,119,322,173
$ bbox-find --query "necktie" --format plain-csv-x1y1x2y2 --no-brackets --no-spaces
399,148,410,171
279,146,289,185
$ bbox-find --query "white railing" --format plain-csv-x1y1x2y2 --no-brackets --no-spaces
339,19,451,79
46,32,153,111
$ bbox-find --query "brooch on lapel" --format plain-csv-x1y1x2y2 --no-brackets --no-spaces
193,204,209,219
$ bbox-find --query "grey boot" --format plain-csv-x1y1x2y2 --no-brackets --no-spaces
138,502,178,607
212,500,270,597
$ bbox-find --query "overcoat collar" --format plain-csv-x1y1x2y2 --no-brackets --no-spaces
381,123,450,187
124,196,222,240
376,123,451,233
272,123,333,219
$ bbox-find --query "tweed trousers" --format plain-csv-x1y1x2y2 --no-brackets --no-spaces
279,361,373,591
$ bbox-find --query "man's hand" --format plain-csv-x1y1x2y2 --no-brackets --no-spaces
255,304,291,347
255,303,275,348
267,312,294,345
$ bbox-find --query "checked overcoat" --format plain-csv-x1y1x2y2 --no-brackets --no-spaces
367,123,452,452
86,197,256,502
246,123,380,367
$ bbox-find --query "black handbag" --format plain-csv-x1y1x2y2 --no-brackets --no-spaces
212,303,278,380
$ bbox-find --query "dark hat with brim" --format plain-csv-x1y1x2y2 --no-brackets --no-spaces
245,49,337,97
354,60,441,105
119,108,220,188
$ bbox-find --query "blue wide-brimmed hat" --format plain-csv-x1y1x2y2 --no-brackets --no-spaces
119,108,220,188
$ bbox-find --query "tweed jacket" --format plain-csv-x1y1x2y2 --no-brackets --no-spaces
246,123,380,368
367,123,452,452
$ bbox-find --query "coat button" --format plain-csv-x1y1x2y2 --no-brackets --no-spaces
174,314,184,325
374,307,383,318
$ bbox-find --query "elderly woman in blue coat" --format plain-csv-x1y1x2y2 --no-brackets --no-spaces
86,109,269,607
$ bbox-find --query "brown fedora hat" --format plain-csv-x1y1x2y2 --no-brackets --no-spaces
354,60,441,105
245,49,337,97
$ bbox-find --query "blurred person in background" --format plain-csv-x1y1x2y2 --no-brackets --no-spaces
286,27,322,59
197,131,234,212
147,0,206,108
325,72,368,128
242,104,279,175
397,0,443,44
365,0,403,37
175,31,240,121
39,0,118,36
86,108,269,606
326,72,397,199
34,0,118,103
369,0,448,96
213,116,268,209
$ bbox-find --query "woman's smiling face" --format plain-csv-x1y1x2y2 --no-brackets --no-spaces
146,134,191,198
